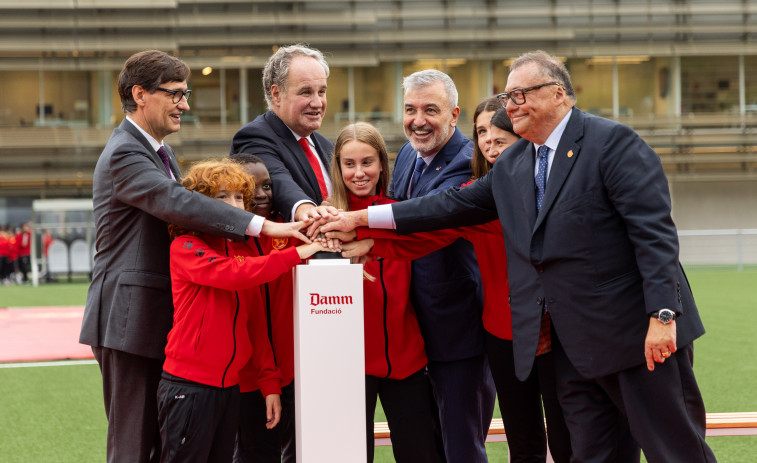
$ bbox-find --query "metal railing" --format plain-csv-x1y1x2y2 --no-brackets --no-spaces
678,229,757,270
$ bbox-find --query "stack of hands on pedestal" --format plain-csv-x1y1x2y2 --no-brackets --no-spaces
290,203,374,260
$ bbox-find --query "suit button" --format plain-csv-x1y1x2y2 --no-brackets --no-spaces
536,297,542,305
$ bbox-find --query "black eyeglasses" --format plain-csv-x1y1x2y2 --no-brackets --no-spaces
497,82,564,107
156,87,192,104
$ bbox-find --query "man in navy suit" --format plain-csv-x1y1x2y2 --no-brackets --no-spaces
324,52,716,463
231,44,334,223
386,69,495,463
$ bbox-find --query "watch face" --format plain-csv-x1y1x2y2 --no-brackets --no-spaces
659,309,675,323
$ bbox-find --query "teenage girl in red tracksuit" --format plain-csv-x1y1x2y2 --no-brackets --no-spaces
158,159,330,463
327,123,444,463
347,106,573,463
230,153,298,463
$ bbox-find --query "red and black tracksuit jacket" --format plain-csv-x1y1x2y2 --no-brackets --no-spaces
166,233,301,396
350,192,428,379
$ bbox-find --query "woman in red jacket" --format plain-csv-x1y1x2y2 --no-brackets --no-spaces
159,159,330,463
338,105,572,463
328,122,444,463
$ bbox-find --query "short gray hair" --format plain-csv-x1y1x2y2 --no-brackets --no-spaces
262,43,330,110
509,50,576,102
402,69,458,110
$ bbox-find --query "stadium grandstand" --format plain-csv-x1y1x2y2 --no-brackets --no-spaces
0,0,755,261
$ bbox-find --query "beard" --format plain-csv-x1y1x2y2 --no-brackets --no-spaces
406,123,452,156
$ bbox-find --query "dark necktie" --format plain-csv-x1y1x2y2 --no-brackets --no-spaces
535,145,549,212
157,146,172,176
298,138,329,200
534,144,552,356
408,156,426,197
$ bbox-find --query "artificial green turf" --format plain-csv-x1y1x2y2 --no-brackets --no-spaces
0,280,90,308
0,267,754,461
0,363,106,462
686,268,757,413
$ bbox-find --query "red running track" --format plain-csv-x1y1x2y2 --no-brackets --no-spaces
0,306,94,363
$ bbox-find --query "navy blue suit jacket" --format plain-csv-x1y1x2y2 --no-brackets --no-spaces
390,108,705,379
230,111,334,221
389,127,484,362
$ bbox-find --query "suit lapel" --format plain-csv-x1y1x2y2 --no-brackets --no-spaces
311,135,331,167
121,119,153,155
392,151,414,200
413,156,439,198
534,109,584,231
411,127,464,197
120,119,175,178
267,112,322,197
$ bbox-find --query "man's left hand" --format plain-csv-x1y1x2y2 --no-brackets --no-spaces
644,318,677,371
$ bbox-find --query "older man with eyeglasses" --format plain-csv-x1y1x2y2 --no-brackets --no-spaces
322,50,716,463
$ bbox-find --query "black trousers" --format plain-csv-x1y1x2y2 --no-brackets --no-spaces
552,329,717,463
17,255,30,282
0,257,9,279
365,368,446,463
485,332,572,463
427,355,496,463
157,372,240,463
93,346,164,463
234,382,296,463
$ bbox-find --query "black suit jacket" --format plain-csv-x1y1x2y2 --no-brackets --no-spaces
230,111,334,221
80,119,255,359
390,108,705,379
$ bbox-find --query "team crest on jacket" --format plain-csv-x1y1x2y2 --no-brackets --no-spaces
272,238,288,250
234,255,245,263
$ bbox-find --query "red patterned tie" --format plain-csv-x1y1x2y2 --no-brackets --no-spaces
298,137,328,200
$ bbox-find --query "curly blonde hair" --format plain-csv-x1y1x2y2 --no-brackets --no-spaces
168,158,254,239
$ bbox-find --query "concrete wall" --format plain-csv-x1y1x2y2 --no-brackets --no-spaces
670,179,757,265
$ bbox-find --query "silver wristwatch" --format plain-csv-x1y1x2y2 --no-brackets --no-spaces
650,308,676,324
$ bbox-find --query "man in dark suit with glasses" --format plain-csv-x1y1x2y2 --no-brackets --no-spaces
80,49,308,463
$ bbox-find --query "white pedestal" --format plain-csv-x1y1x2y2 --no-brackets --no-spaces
293,259,367,462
